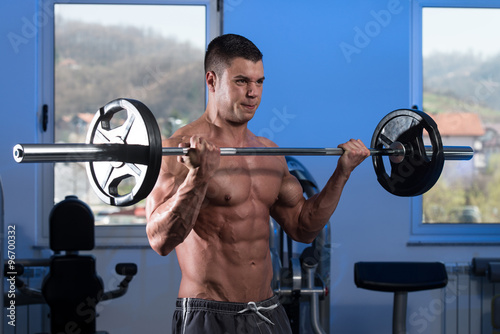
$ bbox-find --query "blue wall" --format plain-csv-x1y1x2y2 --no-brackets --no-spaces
225,0,410,189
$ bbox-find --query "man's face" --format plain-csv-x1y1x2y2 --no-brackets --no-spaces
214,57,265,124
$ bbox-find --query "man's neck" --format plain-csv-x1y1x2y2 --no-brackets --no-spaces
203,110,250,145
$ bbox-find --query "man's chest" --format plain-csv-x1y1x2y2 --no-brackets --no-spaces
205,156,284,207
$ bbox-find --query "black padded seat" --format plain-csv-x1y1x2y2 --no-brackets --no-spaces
354,262,448,334
354,261,448,292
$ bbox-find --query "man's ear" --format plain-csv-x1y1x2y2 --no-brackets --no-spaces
206,71,217,92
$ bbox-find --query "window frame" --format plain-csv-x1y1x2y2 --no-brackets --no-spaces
38,0,222,247
410,0,500,244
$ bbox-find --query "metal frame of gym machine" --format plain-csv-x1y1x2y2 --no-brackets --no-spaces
270,157,330,334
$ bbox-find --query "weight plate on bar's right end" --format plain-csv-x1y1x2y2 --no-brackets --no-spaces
85,98,162,206
371,109,445,197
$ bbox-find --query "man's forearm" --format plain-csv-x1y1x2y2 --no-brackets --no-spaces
297,168,351,242
147,170,208,255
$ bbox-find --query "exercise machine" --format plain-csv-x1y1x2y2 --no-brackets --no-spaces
3,195,137,334
271,157,330,334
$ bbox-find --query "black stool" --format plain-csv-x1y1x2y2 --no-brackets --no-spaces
354,262,448,334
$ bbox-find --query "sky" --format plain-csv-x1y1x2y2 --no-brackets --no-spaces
423,7,500,58
55,4,207,50
56,5,500,58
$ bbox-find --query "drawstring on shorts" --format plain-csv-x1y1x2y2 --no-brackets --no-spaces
238,301,278,325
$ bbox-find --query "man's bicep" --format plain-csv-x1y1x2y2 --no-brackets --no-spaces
270,173,305,234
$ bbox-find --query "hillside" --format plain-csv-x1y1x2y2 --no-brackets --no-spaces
55,18,206,140
423,51,500,122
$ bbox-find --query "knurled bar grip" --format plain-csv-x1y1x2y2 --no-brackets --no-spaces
13,143,473,163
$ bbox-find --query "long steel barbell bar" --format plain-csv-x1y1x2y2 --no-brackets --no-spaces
13,143,474,163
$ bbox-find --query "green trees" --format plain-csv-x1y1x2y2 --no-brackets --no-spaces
55,19,205,142
422,52,500,223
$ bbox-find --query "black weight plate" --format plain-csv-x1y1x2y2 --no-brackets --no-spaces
371,109,444,197
85,98,162,206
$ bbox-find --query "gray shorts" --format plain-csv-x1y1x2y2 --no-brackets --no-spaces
172,295,292,334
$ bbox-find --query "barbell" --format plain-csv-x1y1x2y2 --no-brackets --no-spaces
13,98,473,206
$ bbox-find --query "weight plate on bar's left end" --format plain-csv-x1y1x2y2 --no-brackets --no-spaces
85,98,162,206
371,109,445,197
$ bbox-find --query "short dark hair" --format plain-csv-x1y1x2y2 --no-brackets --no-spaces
204,34,263,76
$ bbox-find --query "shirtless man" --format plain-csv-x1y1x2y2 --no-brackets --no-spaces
146,34,370,334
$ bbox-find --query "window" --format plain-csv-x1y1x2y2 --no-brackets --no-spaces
40,1,221,243
411,1,500,243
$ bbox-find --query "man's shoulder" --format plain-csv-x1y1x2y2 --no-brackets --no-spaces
165,119,207,144
249,132,279,148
